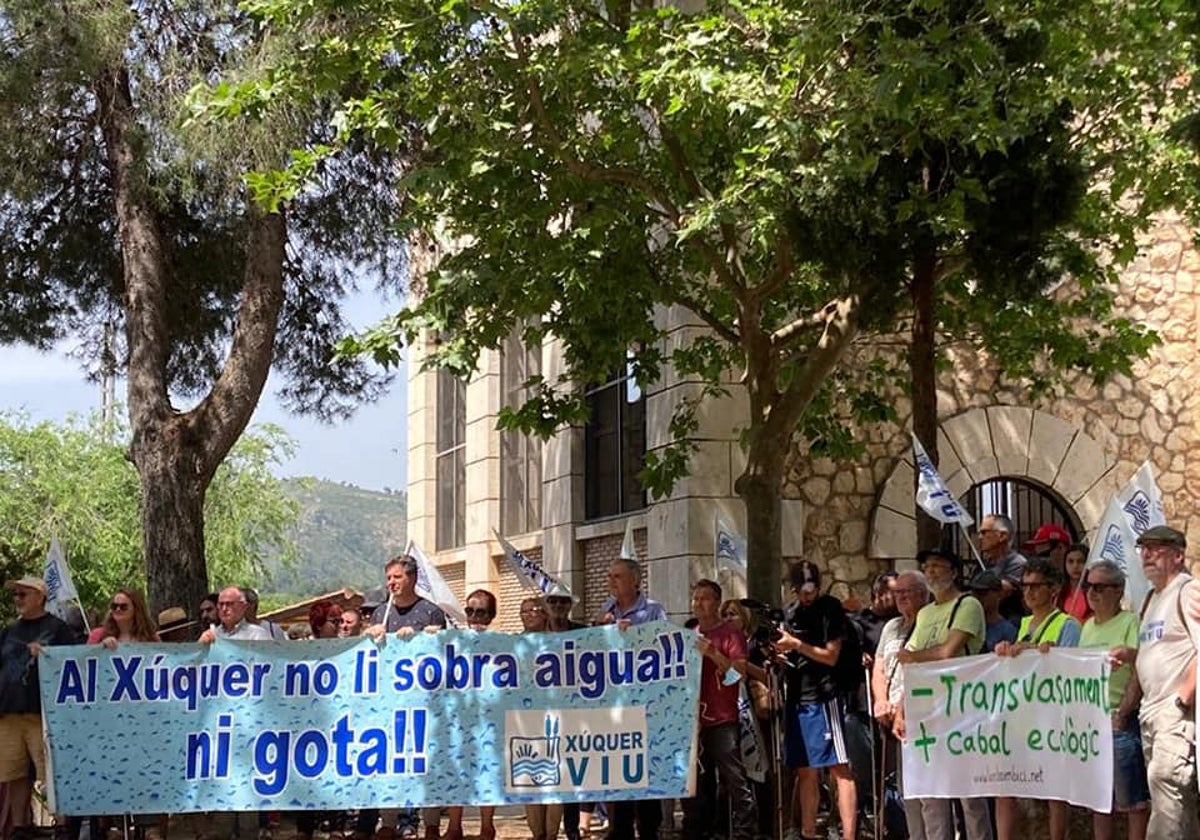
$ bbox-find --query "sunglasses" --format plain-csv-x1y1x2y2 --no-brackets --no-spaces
1082,582,1122,593
464,607,493,618
110,602,132,612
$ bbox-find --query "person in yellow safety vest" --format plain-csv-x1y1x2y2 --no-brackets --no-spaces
993,556,1082,840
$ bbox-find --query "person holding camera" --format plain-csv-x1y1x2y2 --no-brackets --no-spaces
774,561,858,840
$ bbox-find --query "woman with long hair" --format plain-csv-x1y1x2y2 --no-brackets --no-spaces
423,589,499,840
87,587,158,647
84,589,163,840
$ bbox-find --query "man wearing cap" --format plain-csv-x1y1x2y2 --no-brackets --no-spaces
544,582,590,840
896,550,992,840
775,560,858,840
978,514,1027,622
966,569,1017,654
0,577,76,832
1023,523,1072,569
545,583,585,633
1117,525,1199,838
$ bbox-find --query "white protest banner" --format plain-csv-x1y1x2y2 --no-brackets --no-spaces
405,539,467,625
43,536,80,621
901,649,1112,812
1087,461,1164,608
912,434,973,526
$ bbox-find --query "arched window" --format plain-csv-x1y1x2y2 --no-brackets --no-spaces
944,477,1081,559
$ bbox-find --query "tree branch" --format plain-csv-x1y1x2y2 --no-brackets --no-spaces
194,208,288,481
658,119,746,293
766,294,861,437
96,66,173,426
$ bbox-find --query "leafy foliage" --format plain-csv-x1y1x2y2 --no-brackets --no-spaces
211,0,1194,597
0,0,406,418
0,413,299,621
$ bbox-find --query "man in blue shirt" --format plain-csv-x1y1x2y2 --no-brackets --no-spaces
597,557,666,839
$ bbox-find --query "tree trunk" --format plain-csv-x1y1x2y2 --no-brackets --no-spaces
132,414,212,615
911,245,942,553
736,464,785,606
98,65,289,616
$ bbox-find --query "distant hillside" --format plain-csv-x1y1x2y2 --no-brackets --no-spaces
263,478,406,597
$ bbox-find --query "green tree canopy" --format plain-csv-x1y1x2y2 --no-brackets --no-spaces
0,413,298,622
0,0,408,612
215,0,1194,599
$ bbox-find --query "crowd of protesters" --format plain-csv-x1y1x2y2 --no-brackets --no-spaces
1,514,1198,840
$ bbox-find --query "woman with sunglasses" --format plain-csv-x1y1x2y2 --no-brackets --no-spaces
1078,560,1149,840
84,589,164,840
87,588,158,648
422,589,498,840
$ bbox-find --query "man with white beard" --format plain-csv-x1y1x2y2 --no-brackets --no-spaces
895,549,992,840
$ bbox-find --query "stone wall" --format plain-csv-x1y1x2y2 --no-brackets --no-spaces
786,212,1200,601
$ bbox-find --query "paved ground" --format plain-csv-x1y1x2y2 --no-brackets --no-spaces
167,808,683,840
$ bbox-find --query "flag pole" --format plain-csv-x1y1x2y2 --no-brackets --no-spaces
958,522,986,571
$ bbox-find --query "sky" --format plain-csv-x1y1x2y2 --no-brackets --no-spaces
0,292,409,492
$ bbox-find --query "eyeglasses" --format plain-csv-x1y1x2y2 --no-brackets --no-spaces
890,587,920,597
217,601,244,608
110,602,132,612
464,607,493,618
1082,582,1122,593
1137,542,1177,554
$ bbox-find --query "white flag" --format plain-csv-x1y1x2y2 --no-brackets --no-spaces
912,434,974,526
43,536,80,620
1087,462,1164,609
494,529,572,597
620,518,637,560
714,515,747,580
405,539,467,625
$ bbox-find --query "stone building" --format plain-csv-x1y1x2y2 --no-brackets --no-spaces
405,212,1200,624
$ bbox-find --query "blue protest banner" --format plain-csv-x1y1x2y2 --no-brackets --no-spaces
39,622,700,815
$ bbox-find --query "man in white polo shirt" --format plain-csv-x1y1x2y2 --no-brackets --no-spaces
1116,525,1199,839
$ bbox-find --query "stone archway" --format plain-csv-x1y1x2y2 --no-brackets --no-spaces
869,406,1119,560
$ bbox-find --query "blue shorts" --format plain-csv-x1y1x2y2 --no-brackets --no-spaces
785,698,849,769
1113,725,1150,810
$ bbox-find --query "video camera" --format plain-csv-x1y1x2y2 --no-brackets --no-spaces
738,598,786,656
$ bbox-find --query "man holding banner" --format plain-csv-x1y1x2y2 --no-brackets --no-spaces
600,558,666,840
896,549,992,840
0,576,76,834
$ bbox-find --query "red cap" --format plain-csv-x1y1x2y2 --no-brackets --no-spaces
1023,523,1072,550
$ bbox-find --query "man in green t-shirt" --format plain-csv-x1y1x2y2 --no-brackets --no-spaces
896,549,992,840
